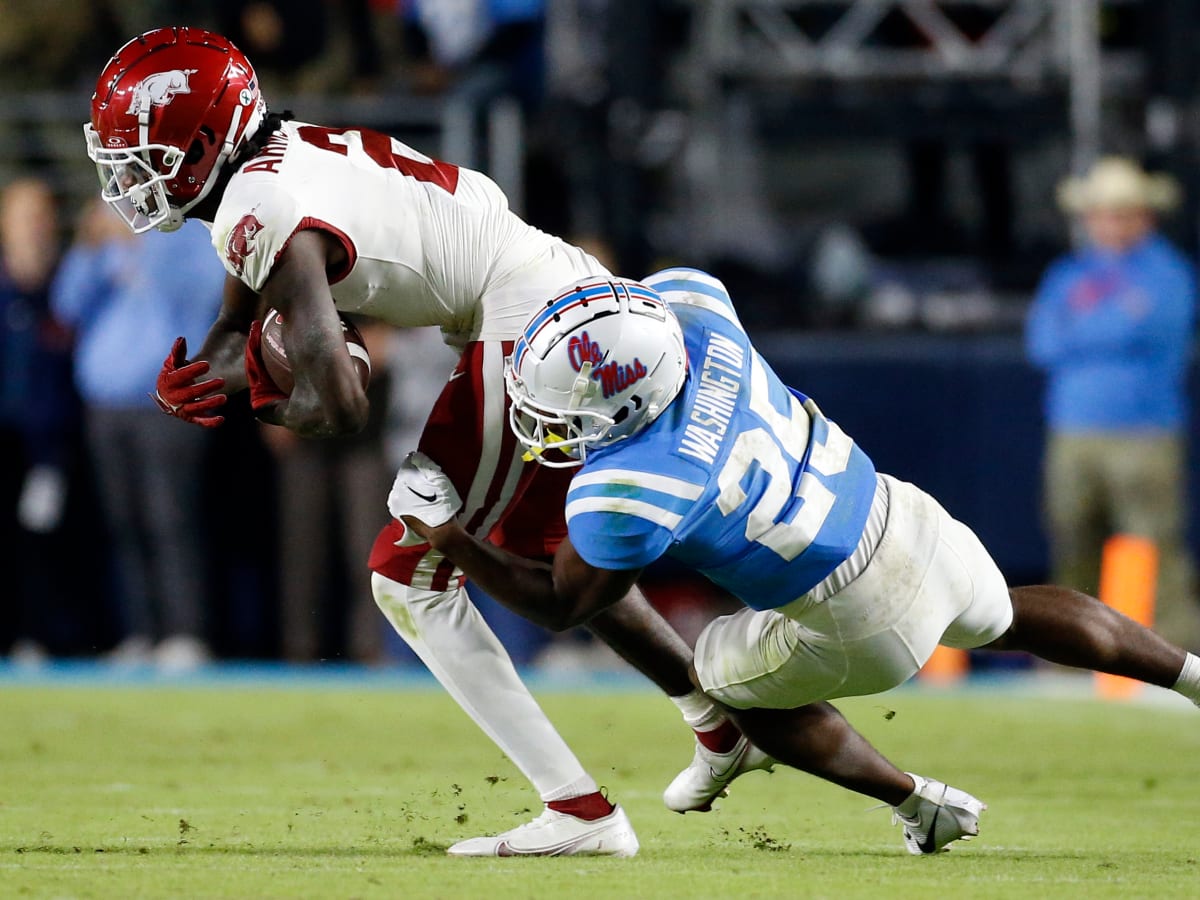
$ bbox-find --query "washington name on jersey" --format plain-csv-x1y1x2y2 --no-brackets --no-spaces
565,268,878,612
209,120,609,344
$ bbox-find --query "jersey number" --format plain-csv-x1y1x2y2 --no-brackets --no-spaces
296,125,460,195
715,355,852,561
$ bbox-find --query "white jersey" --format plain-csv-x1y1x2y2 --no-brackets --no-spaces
209,120,609,345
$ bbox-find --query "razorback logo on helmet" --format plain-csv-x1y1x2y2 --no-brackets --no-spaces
567,330,648,400
225,213,264,276
126,69,198,116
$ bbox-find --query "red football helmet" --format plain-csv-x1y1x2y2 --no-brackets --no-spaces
85,27,265,233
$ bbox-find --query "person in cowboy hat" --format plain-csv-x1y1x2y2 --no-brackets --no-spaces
1026,155,1200,650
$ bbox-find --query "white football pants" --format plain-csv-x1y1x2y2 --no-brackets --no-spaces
695,474,1014,709
372,572,595,801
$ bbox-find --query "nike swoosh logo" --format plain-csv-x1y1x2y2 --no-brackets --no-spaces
706,742,748,783
494,832,600,857
448,371,466,381
408,486,436,503
915,808,940,854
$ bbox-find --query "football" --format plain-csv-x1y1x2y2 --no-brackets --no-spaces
258,308,372,395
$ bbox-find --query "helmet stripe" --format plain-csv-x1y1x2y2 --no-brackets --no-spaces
521,282,614,347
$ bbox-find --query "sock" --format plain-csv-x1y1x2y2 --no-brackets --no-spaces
894,773,926,815
542,775,599,804
695,720,743,753
546,791,615,821
670,689,724,729
670,690,741,753
670,691,741,753
1171,652,1200,705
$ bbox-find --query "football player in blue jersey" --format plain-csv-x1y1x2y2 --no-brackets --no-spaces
389,269,1200,854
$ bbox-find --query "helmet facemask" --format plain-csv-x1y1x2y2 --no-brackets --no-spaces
505,362,619,467
505,278,687,468
85,126,187,232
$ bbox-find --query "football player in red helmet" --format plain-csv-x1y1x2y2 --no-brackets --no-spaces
86,26,779,857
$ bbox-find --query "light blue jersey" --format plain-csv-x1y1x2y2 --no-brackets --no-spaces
565,268,878,610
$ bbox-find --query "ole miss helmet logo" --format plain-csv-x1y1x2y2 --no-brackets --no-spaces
567,330,648,400
225,213,263,276
126,69,198,116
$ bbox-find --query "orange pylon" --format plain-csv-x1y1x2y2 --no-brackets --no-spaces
1095,534,1158,699
920,644,969,684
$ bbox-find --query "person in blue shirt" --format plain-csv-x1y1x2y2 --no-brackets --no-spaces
51,202,226,671
392,268,1200,854
1026,156,1200,651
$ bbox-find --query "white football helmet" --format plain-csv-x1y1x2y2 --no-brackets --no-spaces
505,277,688,467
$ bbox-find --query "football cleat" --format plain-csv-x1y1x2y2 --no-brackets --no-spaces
663,735,776,813
893,774,986,855
446,804,639,858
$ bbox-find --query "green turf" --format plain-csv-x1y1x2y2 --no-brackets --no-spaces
2,679,1198,898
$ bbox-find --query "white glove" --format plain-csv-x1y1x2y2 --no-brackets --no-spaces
387,451,463,546
18,465,67,534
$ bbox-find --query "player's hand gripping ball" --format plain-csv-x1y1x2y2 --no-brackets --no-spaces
257,308,372,395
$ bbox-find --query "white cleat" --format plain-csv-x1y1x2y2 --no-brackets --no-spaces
663,735,776,813
893,773,986,855
446,804,639,858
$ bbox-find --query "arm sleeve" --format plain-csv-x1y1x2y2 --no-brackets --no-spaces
566,509,674,570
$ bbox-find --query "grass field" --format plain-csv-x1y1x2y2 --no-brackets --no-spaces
2,669,1198,899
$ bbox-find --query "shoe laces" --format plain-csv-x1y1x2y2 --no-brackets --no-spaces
505,808,561,836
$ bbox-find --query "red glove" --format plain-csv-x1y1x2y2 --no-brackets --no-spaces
244,319,288,411
151,337,226,427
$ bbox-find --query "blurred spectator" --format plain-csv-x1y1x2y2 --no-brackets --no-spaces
1025,156,1200,650
199,396,281,661
0,177,76,662
263,320,395,664
50,204,225,671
